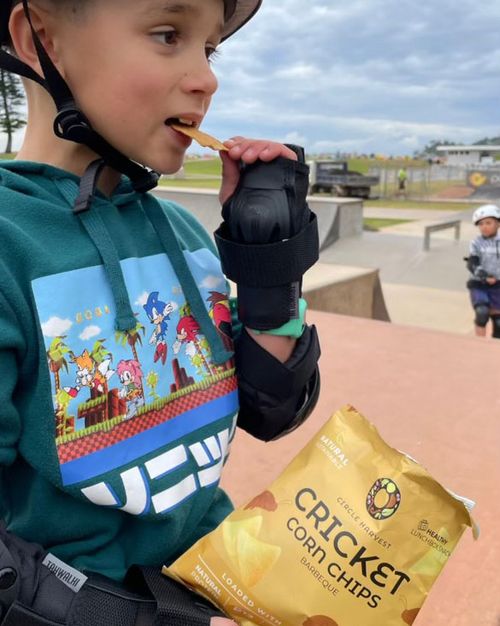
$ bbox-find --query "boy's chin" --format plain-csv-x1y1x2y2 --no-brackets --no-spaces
141,154,186,177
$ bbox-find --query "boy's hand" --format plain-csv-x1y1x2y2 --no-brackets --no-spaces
486,276,497,285
211,618,239,626
219,137,298,205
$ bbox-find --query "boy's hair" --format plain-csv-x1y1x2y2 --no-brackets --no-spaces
2,1,87,46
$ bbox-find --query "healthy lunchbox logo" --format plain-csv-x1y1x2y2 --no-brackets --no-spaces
366,478,401,520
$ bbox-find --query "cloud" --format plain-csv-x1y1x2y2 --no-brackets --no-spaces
134,291,149,306
198,0,500,155
79,325,101,341
5,0,500,156
41,316,73,338
199,275,224,290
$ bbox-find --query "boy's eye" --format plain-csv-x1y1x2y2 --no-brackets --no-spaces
206,46,220,62
151,28,179,46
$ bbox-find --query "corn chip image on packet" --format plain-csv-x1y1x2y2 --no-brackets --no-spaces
164,405,478,626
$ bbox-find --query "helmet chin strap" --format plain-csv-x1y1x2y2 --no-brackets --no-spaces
0,0,159,193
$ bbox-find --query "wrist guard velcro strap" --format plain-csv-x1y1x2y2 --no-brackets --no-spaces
214,149,319,330
215,214,318,328
236,324,321,441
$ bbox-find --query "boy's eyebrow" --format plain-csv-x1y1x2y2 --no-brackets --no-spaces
144,1,225,33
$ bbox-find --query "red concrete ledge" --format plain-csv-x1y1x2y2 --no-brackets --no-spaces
221,310,500,626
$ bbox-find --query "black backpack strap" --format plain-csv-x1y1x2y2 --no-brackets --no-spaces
125,566,225,626
0,1,159,193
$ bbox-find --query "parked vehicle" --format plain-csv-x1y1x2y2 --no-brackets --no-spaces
308,160,379,199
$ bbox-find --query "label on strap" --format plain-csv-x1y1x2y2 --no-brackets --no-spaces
42,553,88,593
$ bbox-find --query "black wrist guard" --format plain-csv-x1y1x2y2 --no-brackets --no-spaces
214,144,319,330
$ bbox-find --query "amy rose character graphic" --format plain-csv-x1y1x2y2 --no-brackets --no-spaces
64,349,114,399
117,359,144,419
143,291,174,365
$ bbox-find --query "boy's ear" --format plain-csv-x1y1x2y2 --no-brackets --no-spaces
8,2,59,78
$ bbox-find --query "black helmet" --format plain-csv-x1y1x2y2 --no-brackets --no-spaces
0,0,262,196
222,0,261,41
0,1,262,46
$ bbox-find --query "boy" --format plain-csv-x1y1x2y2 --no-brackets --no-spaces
0,1,320,624
466,204,500,338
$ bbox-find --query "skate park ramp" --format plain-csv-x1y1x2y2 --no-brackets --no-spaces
153,187,363,252
302,262,389,321
154,187,387,321
320,206,480,334
221,310,499,626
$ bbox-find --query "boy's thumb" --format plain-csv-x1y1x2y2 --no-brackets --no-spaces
219,151,241,205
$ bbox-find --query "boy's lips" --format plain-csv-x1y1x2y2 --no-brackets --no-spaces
165,119,195,147
165,116,201,128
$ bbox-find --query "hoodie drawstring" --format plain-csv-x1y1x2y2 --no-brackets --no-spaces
141,195,233,365
76,208,137,332
53,174,232,365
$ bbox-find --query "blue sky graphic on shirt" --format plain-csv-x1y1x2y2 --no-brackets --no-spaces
31,249,238,500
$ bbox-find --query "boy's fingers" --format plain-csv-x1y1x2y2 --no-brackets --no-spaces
225,138,298,162
219,137,299,203
211,618,239,626
219,150,241,205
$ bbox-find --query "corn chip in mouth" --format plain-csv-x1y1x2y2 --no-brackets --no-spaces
170,124,228,152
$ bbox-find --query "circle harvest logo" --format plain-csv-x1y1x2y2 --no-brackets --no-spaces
366,478,401,520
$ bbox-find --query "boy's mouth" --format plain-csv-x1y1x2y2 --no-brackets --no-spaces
165,117,198,128
166,118,228,152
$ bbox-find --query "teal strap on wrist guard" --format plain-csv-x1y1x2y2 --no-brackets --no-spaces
250,298,307,338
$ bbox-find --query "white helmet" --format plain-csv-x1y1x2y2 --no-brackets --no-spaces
472,204,500,225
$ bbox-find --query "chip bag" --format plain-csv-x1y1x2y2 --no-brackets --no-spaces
164,406,477,626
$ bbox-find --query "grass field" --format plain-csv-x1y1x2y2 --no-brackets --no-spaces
364,199,480,211
159,178,220,189
164,156,428,178
363,218,413,231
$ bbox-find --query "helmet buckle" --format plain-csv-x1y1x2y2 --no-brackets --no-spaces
53,107,91,144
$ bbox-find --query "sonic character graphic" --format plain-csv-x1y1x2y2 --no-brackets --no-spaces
143,291,174,365
117,359,144,419
63,349,115,399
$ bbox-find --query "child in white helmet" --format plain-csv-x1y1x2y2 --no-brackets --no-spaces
466,204,500,337
0,1,320,624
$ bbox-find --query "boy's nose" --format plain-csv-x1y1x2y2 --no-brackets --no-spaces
180,56,218,96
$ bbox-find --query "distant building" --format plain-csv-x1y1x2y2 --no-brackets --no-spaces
436,145,500,167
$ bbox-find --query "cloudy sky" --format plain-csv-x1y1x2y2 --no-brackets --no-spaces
201,0,500,156
4,0,500,157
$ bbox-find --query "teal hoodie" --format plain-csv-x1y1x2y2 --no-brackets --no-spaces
0,161,238,581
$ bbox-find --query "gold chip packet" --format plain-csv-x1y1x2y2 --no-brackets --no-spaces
170,123,228,151
164,406,477,626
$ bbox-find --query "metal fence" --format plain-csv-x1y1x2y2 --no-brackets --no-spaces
368,165,471,201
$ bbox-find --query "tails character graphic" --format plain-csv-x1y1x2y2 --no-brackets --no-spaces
117,359,144,419
143,291,174,365
64,349,115,399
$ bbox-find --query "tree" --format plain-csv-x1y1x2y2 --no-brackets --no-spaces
47,336,71,396
90,338,112,365
0,69,26,154
115,320,146,397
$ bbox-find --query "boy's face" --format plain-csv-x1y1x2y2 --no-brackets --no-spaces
477,217,500,238
51,0,224,174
